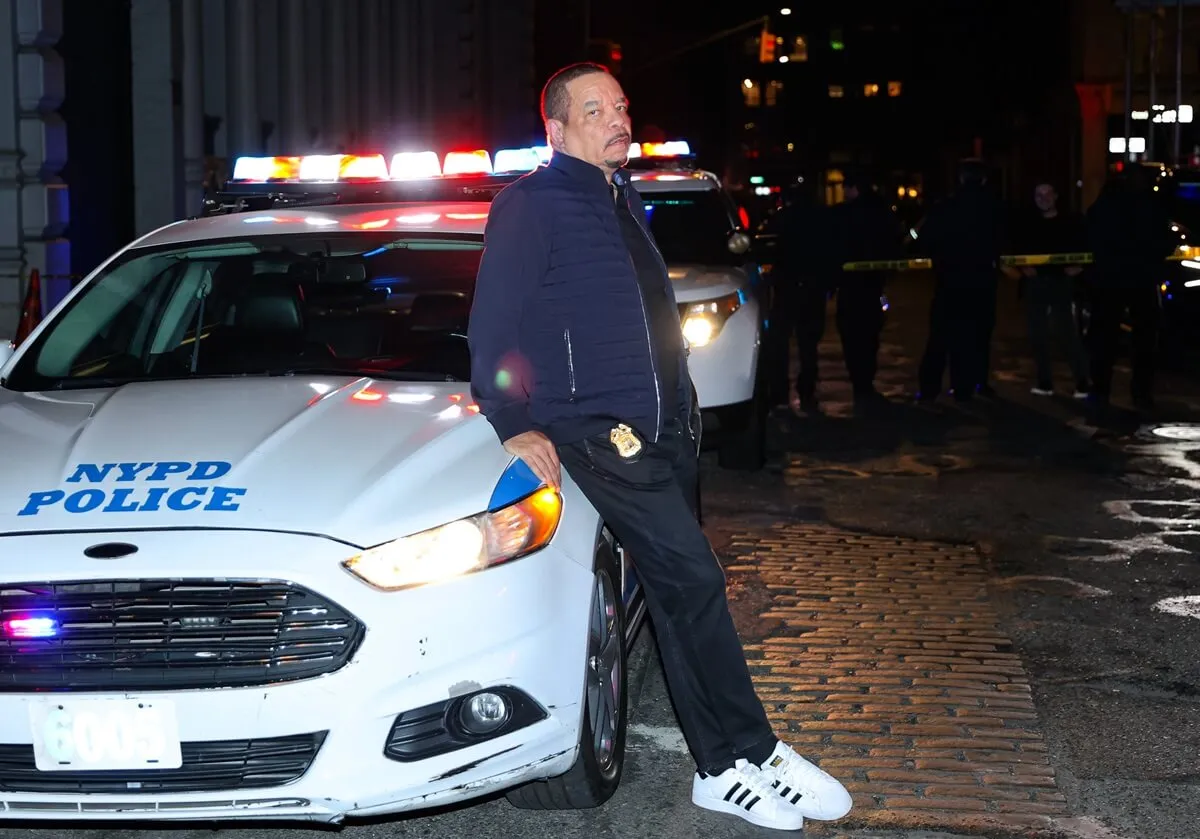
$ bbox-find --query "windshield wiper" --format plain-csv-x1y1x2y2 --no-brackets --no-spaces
263,367,463,382
50,372,261,391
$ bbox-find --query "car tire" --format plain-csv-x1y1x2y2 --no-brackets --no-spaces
717,389,767,471
505,540,628,810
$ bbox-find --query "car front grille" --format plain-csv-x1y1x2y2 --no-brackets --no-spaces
0,732,326,793
0,579,365,691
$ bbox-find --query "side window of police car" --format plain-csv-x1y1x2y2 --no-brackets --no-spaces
32,256,191,378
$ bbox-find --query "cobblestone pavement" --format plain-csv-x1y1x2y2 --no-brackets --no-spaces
723,524,1066,835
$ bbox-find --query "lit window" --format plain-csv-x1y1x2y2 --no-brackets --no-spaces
789,36,808,62
766,80,783,107
888,80,902,97
864,83,879,97
828,84,844,98
742,80,761,107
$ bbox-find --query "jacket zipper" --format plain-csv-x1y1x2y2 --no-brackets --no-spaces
626,192,688,444
563,328,577,398
625,251,662,443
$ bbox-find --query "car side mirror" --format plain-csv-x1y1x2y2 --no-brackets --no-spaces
0,340,14,371
727,231,752,256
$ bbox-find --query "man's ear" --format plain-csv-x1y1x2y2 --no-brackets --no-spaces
546,119,566,150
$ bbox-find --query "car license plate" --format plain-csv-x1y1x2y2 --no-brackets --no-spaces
29,699,183,771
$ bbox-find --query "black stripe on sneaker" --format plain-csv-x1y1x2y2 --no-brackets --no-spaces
723,782,741,802
744,795,761,811
735,788,751,806
790,792,803,805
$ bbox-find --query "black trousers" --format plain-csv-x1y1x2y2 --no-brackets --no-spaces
1024,277,1089,390
918,277,997,397
766,278,827,404
835,277,885,395
557,421,776,775
1087,283,1159,403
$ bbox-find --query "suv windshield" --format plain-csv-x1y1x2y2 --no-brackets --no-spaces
641,189,740,266
4,232,482,392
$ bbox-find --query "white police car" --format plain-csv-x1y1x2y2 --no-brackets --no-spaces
624,143,767,470
0,159,649,822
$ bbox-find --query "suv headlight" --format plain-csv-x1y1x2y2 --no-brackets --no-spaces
342,488,562,591
679,291,744,348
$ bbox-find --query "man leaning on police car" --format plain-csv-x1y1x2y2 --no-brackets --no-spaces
466,61,851,832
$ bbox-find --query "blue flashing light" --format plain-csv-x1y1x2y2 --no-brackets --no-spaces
4,616,58,639
488,458,544,511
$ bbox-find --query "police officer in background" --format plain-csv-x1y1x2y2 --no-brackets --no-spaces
828,169,903,412
915,159,1007,402
1083,165,1176,414
763,177,837,414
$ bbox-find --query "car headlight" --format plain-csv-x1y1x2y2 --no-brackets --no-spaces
342,488,562,591
679,291,744,348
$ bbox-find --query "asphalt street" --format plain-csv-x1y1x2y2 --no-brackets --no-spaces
2,272,1198,839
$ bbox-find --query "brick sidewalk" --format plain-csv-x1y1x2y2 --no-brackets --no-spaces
723,523,1067,836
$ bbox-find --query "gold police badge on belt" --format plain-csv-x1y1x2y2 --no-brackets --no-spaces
609,423,643,459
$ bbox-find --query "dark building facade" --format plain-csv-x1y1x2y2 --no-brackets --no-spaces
1074,0,1200,210
730,2,1074,214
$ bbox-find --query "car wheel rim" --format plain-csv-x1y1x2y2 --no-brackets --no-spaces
587,569,620,775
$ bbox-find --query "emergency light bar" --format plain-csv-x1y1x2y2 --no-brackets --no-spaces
629,140,691,159
229,141,683,185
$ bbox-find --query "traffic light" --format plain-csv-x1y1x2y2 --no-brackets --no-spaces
758,27,775,63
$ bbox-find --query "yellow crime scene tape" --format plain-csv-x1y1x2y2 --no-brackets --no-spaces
841,246,1200,272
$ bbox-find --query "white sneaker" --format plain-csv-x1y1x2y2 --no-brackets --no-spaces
692,759,805,831
758,740,853,821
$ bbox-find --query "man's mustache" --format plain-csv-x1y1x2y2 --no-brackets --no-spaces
606,134,631,147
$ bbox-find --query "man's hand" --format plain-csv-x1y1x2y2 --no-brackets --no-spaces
503,430,561,489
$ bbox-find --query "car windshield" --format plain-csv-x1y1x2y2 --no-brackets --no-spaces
3,232,483,392
641,189,741,266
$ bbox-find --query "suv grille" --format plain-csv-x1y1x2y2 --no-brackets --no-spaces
0,732,326,793
0,580,365,691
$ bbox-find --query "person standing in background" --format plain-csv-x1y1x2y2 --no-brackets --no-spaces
915,160,1007,402
763,178,837,415
1015,183,1091,398
1084,166,1176,414
827,170,903,413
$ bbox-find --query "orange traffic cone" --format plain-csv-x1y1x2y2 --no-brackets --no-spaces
13,268,42,346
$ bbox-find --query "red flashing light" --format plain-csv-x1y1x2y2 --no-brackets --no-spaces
443,150,493,176
352,388,386,402
3,616,57,639
738,206,751,229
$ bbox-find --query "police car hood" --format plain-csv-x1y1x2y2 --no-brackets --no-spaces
668,263,747,304
0,377,510,546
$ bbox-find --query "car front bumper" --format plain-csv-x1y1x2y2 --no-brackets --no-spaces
0,528,594,822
